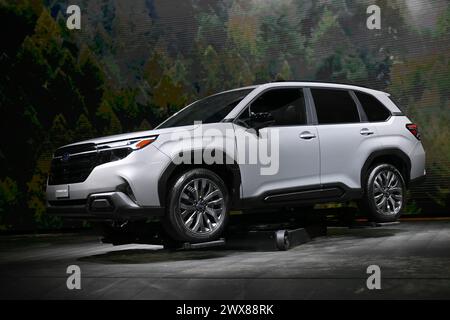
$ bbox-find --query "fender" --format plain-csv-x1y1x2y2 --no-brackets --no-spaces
157,149,242,208
361,148,411,189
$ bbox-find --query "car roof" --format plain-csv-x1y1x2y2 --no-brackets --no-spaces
223,81,399,119
206,82,388,98
251,81,388,96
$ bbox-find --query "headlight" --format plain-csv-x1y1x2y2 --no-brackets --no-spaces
96,135,158,164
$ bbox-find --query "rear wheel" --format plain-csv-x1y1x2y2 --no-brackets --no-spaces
163,168,229,243
359,163,406,222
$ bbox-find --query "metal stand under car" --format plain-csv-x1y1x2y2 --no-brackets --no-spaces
100,208,328,251
100,206,399,251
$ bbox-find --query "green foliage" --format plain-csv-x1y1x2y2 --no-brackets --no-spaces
276,60,292,81
306,8,368,82
1,3,109,229
137,119,152,131
143,50,167,88
78,46,106,117
144,49,189,116
197,12,225,49
0,177,19,230
105,88,139,131
74,114,96,141
387,38,450,213
199,45,222,94
436,5,450,37
96,99,123,136
0,0,40,58
257,5,305,79
227,2,258,57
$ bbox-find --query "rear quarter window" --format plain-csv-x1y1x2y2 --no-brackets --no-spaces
355,91,391,122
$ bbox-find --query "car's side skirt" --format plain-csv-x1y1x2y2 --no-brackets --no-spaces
234,183,362,210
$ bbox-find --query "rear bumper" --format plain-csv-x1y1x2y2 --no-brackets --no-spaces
46,191,165,221
409,142,426,182
409,173,426,186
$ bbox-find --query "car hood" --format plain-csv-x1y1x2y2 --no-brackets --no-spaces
62,125,196,148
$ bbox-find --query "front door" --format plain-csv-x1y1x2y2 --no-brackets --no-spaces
233,87,321,200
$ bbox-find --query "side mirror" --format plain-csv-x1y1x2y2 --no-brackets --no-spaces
249,112,275,132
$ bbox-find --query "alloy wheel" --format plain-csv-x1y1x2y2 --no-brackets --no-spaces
178,178,225,234
372,169,403,215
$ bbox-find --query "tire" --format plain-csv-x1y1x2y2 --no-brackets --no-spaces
163,168,229,243
359,163,406,222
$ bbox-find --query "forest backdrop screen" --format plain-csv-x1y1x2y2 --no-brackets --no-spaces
0,0,449,230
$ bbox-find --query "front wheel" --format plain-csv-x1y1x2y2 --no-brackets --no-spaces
359,164,406,222
163,168,229,243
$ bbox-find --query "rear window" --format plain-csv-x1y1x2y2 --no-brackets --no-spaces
355,91,391,122
311,89,360,124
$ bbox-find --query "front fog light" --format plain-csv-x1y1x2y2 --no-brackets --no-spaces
117,182,137,203
126,184,137,203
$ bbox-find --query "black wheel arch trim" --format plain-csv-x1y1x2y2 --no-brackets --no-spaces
361,148,411,190
157,149,242,208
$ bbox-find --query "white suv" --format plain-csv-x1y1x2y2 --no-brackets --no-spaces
46,82,426,243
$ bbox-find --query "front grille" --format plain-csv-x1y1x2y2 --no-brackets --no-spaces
54,143,96,157
48,152,99,185
48,143,132,185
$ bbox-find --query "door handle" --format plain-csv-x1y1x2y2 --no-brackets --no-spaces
299,131,316,140
360,128,374,136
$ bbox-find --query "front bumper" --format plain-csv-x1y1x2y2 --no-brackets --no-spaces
46,143,172,221
47,191,164,221
46,144,170,206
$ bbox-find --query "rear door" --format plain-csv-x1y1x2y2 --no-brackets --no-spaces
310,88,381,190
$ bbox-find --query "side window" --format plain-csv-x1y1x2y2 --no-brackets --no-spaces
311,89,360,124
355,91,391,122
249,88,307,126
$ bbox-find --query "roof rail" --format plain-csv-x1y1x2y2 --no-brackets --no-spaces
269,79,375,90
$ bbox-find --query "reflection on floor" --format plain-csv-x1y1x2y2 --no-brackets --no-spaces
0,220,449,299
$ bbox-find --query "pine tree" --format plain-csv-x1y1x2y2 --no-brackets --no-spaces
276,59,293,81
306,8,367,82
0,177,19,230
143,50,167,88
153,74,187,118
78,46,106,119
200,45,221,94
96,99,123,136
257,5,305,79
136,119,152,131
107,88,140,132
144,50,188,118
74,114,96,141
49,114,73,148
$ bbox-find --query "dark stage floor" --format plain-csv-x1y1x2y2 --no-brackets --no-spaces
1,220,449,299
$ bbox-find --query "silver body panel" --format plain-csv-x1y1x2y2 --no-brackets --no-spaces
46,82,426,219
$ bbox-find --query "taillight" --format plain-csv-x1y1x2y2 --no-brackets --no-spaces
406,123,421,140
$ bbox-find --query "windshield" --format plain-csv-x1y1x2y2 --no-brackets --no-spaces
157,88,253,128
